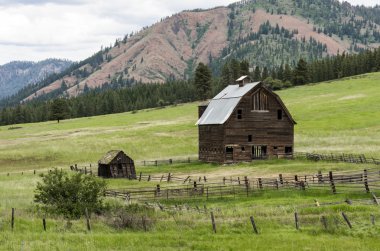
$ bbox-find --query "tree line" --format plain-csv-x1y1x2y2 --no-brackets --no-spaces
1,47,380,126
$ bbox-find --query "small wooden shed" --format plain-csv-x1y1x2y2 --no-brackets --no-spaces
98,150,136,179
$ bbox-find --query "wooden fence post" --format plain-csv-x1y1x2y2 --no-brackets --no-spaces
139,172,142,181
206,187,209,200
294,212,300,230
156,185,161,196
250,216,259,234
210,212,216,233
43,217,46,231
223,177,226,185
148,175,151,181
167,173,171,182
279,174,283,185
11,208,15,230
364,169,370,193
318,171,323,183
341,212,352,229
329,171,336,194
258,178,263,190
34,170,36,175
85,208,91,231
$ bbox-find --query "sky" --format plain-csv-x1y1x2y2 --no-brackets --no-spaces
0,0,378,65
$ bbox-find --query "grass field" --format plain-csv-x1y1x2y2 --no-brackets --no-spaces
0,73,380,250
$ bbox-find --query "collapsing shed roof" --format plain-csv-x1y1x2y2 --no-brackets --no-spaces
196,82,260,125
98,150,123,165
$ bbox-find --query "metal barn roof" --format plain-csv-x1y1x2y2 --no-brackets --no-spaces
196,82,260,125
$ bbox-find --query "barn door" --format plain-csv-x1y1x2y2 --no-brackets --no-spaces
225,146,234,161
252,146,267,159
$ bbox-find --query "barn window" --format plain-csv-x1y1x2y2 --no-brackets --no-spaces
277,109,283,120
237,109,242,119
252,91,269,111
285,146,293,154
273,146,278,150
248,135,252,142
226,147,233,153
241,146,245,151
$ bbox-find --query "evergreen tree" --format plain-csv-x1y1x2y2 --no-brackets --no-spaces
240,60,250,76
230,59,241,81
253,66,261,81
221,63,232,87
50,98,68,123
194,63,212,100
293,58,309,85
261,67,269,80
283,64,293,82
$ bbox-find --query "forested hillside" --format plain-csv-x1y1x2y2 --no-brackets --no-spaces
2,0,380,105
1,46,379,126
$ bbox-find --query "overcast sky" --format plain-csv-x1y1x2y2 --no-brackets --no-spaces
0,0,378,65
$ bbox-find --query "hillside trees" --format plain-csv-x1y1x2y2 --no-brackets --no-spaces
1,47,380,126
194,63,212,100
293,58,309,85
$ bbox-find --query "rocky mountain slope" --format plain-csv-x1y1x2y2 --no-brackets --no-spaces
5,0,380,103
0,59,72,99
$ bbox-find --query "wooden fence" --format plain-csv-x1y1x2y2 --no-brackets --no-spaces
296,152,380,165
105,168,380,202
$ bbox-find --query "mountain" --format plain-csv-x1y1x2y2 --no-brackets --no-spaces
0,59,72,99
5,0,380,104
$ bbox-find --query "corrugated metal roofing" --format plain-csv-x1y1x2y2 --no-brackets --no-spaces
196,82,260,125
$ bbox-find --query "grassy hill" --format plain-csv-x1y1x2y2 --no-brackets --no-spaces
0,73,379,250
1,72,379,171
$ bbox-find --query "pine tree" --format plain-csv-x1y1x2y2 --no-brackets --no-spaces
283,64,292,82
293,59,309,85
253,66,261,81
221,63,232,87
194,63,212,100
50,98,68,123
261,67,269,80
240,60,250,76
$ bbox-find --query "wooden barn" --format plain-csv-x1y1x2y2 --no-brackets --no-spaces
196,76,296,163
98,150,136,179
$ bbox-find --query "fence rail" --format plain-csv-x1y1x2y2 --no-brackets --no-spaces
296,152,380,165
105,168,380,202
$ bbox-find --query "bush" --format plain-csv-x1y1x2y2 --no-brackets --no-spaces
34,169,107,219
106,204,155,231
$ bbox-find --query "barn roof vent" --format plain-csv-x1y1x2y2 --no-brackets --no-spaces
236,75,251,87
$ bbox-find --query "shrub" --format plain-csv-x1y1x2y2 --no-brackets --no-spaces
106,204,155,231
34,169,107,219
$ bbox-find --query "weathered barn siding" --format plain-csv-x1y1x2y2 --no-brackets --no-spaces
197,81,295,163
198,125,225,163
98,150,136,179
224,87,294,161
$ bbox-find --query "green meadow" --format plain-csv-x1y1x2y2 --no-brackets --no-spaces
0,73,379,250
